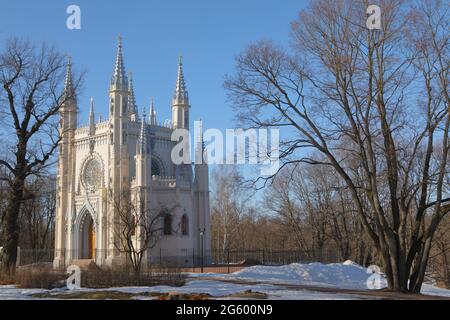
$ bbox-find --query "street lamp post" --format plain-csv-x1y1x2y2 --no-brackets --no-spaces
199,228,205,273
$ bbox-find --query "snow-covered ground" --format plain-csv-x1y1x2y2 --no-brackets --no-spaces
0,281,366,300
232,260,450,297
109,280,362,300
0,285,49,300
0,261,449,299
221,260,383,289
191,260,450,298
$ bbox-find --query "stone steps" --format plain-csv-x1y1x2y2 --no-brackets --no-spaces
69,259,95,269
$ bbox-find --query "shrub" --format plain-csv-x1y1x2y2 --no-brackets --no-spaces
15,264,66,289
9,263,186,289
81,264,185,288
0,273,15,285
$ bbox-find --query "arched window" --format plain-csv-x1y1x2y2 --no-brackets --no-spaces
181,214,188,236
163,214,172,235
151,161,161,176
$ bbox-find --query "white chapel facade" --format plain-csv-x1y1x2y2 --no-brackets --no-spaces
53,38,211,268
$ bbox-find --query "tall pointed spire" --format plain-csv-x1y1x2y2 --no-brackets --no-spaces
137,108,148,155
63,56,76,102
110,35,128,90
173,55,189,105
149,98,157,125
171,55,190,129
128,72,137,118
89,97,95,135
195,119,205,164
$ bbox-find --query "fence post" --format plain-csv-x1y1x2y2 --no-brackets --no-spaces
200,245,204,273
192,248,195,273
227,250,230,274
16,246,20,267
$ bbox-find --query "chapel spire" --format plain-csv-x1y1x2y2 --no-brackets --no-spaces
89,97,95,135
171,55,190,129
195,119,206,164
128,72,138,120
63,56,76,103
149,98,157,125
137,108,148,155
110,35,128,91
173,55,189,105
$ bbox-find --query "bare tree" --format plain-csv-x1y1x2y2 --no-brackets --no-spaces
210,166,250,253
19,175,56,251
112,189,177,276
428,216,450,288
265,163,365,262
225,0,449,292
263,167,311,254
0,38,82,275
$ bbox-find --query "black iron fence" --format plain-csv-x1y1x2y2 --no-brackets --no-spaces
16,248,55,267
15,247,341,273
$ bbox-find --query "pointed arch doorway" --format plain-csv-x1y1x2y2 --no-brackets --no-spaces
80,212,96,259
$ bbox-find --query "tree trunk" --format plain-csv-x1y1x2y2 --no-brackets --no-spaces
1,177,25,276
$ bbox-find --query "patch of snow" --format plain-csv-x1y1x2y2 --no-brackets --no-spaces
221,261,449,297
263,289,370,300
109,280,278,297
421,284,450,298
109,281,365,300
0,285,50,300
342,260,359,267
0,280,364,300
227,261,377,289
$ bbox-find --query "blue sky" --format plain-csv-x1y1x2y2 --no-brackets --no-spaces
0,0,305,130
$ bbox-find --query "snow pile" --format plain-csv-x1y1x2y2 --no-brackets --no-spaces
230,261,386,289
230,261,450,297
342,260,360,267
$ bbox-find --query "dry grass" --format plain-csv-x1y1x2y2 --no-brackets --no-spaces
32,291,213,300
32,290,142,300
156,292,212,300
0,276,15,285
9,263,185,289
228,290,268,299
31,289,268,300
81,264,185,288
15,264,66,289
0,266,15,285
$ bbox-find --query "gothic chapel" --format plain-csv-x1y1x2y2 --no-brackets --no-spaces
53,38,211,268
